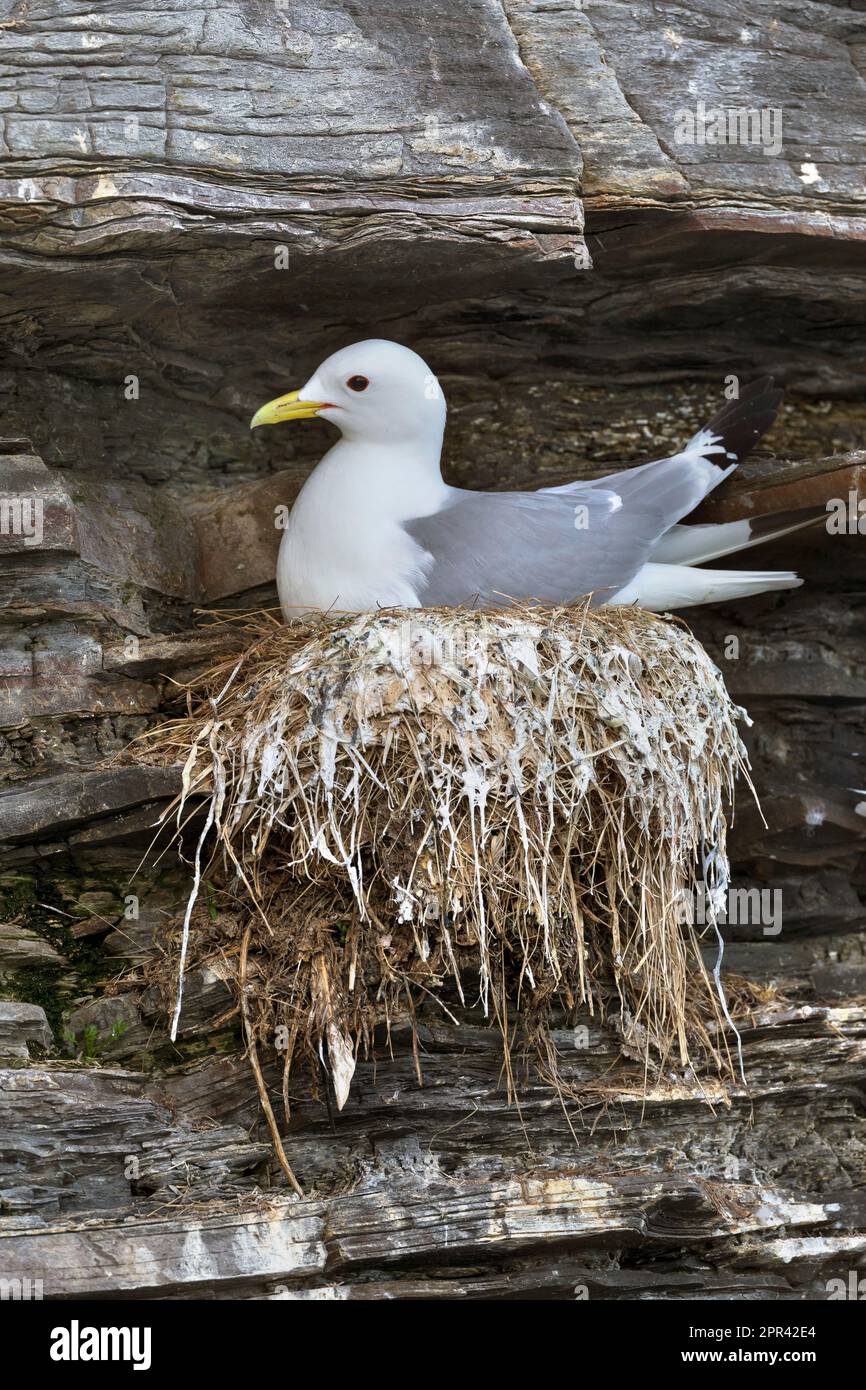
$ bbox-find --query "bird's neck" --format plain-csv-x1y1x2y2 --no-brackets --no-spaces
304,436,449,520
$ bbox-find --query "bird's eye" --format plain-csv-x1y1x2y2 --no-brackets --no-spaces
346,375,369,392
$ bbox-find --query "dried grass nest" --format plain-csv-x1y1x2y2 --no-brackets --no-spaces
131,603,754,1188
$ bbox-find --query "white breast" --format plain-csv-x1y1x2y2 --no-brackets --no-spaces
276,439,447,618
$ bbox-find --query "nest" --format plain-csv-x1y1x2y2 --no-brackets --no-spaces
131,603,753,1190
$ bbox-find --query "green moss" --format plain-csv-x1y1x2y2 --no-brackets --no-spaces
0,861,127,1051
1,858,235,1070
11,962,66,1038
0,872,38,920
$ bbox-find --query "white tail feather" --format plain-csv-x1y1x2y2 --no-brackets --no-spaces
653,520,753,566
654,514,820,567
611,562,802,611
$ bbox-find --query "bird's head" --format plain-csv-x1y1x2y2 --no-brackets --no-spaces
250,339,446,448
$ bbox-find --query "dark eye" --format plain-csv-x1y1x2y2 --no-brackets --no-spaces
346,375,369,392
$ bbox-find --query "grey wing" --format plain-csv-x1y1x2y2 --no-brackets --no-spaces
541,437,734,506
405,460,722,608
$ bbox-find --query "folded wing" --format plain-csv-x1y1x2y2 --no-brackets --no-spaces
406,443,732,608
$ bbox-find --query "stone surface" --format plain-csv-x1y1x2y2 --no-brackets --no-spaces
0,1001,53,1060
0,767,181,847
0,922,65,971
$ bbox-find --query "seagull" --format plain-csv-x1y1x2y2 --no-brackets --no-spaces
250,339,821,618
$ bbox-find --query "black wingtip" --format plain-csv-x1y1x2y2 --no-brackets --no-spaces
703,376,783,464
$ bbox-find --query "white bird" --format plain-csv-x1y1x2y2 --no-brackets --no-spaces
250,339,819,619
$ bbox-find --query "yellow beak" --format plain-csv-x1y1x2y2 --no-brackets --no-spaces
249,389,326,430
